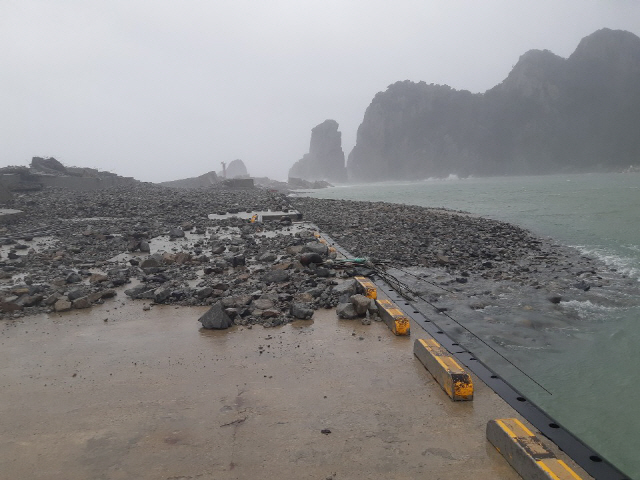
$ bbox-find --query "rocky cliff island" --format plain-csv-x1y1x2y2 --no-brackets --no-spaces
347,28,640,181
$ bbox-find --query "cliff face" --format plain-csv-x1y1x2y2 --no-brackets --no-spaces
289,120,346,183
347,28,640,180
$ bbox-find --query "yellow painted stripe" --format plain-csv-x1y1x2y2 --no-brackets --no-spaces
556,460,583,480
496,419,518,439
419,339,465,372
511,417,536,437
537,460,562,480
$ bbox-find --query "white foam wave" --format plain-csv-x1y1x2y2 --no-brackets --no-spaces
422,174,462,182
560,299,622,313
573,245,640,280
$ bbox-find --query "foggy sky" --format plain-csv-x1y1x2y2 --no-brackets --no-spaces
2,0,640,183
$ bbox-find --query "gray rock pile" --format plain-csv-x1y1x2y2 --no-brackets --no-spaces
0,184,350,328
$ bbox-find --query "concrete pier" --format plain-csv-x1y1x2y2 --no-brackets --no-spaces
0,301,557,480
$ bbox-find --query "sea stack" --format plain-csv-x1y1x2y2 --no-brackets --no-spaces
288,119,346,183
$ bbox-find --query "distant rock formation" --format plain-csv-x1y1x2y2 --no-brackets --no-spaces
159,171,219,189
347,28,640,181
224,159,249,179
289,120,346,183
0,157,138,191
31,157,69,175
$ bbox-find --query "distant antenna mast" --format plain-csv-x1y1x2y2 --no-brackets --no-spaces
221,161,226,179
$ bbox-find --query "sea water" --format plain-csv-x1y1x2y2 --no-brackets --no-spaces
302,172,640,478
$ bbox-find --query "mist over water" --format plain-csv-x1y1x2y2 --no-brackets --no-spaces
302,172,640,477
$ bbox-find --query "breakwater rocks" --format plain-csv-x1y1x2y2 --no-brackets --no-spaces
0,185,352,326
292,196,640,356
291,197,569,277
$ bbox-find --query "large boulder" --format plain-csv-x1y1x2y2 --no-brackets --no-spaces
198,302,233,329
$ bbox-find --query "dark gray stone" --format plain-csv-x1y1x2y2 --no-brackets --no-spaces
332,279,357,296
253,298,274,310
154,287,171,303
67,289,86,301
302,242,328,255
198,302,233,330
258,252,277,262
291,302,314,320
336,302,359,319
350,294,371,316
169,228,185,238
65,272,82,284
125,284,153,298
263,270,290,284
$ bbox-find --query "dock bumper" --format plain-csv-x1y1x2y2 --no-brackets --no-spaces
413,338,473,401
487,418,584,480
354,276,377,300
375,298,410,336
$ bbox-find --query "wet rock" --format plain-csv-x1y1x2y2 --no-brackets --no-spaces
548,295,563,304
332,279,357,296
196,287,213,299
253,298,274,310
125,284,153,299
89,273,109,284
199,302,233,329
154,287,171,303
20,295,43,307
258,252,277,262
54,299,72,312
169,227,185,238
261,309,280,318
0,301,23,312
263,270,290,284
291,302,314,319
302,242,328,255
350,294,371,316
336,302,358,319
140,256,161,269
65,272,82,284
72,297,92,309
300,252,323,266
44,294,60,306
67,289,86,301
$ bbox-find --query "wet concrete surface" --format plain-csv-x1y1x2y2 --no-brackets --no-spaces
1,300,537,480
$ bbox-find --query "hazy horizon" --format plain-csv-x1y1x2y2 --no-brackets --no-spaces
2,1,640,183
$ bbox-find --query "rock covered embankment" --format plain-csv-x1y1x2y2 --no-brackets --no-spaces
292,197,559,280
291,196,636,297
